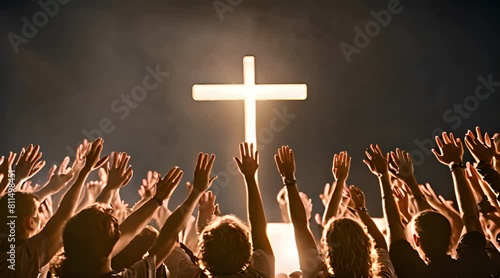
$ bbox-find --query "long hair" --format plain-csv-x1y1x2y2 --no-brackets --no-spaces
60,204,121,278
322,218,380,278
198,215,252,276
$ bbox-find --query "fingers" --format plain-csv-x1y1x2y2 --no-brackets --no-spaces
274,154,283,174
47,165,57,180
476,126,484,144
239,143,245,158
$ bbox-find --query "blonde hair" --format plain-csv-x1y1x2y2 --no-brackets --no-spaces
322,218,381,278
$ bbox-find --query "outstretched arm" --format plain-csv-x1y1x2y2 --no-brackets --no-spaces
350,185,388,250
148,153,216,269
13,144,45,188
364,144,405,243
389,148,432,212
34,157,73,201
323,151,351,225
96,152,133,205
419,183,464,248
433,131,481,233
235,142,274,256
274,145,317,270
111,166,180,257
41,139,109,261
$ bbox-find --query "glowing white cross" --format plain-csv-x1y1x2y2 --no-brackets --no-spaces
192,56,307,146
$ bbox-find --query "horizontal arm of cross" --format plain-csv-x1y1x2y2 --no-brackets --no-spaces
192,84,307,101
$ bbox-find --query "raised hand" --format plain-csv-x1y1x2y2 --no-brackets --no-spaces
38,196,54,229
87,180,105,200
234,142,259,177
98,167,108,185
493,133,500,159
274,145,296,181
106,152,133,189
0,152,17,194
46,158,74,189
198,191,216,232
155,167,183,201
418,183,441,208
15,144,46,184
277,187,291,223
465,126,496,165
363,144,389,176
138,171,159,200
332,151,351,181
319,183,332,207
71,139,91,173
81,138,109,173
432,132,463,166
192,153,217,195
18,180,41,193
349,185,366,209
389,148,414,182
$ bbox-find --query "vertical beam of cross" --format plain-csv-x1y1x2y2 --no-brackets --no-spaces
192,56,307,148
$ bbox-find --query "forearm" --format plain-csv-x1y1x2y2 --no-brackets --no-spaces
197,210,212,233
358,211,388,250
286,183,318,269
287,183,309,228
34,179,65,201
75,191,94,213
244,175,270,244
452,168,482,232
34,184,54,201
477,162,500,199
95,187,115,205
150,192,201,268
379,173,405,242
322,178,345,225
57,170,89,218
111,199,159,257
404,176,432,211
58,167,82,200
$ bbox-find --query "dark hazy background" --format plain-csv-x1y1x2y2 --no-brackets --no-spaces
1,0,499,223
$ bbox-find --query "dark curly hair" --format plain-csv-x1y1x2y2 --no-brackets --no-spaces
198,215,252,276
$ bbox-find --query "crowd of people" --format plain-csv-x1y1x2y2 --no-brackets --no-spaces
0,126,500,277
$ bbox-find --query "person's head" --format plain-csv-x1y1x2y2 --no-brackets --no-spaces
61,203,121,277
411,210,451,261
112,225,158,271
198,215,252,276
322,217,380,278
0,192,41,242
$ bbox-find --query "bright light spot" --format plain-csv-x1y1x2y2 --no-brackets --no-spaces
267,223,300,275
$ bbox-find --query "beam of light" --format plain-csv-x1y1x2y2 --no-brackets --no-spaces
267,223,300,275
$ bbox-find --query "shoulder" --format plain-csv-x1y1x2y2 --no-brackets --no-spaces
120,255,157,278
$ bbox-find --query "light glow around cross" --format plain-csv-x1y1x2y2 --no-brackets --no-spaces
192,56,307,146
